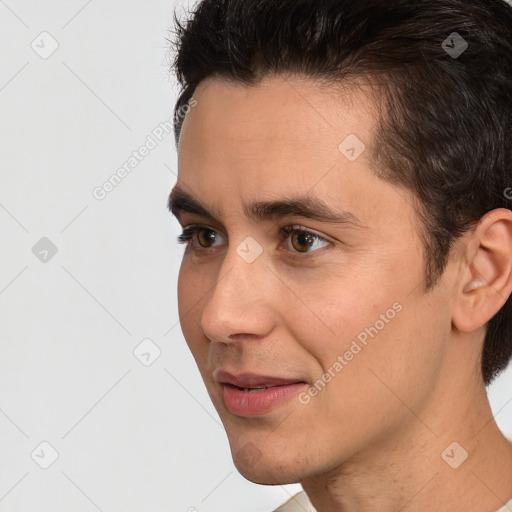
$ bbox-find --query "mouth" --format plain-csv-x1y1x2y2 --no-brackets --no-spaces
215,370,308,416
230,385,281,393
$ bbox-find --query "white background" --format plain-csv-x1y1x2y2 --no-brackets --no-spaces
0,1,511,511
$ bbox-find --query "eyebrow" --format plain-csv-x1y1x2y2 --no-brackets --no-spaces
168,185,370,230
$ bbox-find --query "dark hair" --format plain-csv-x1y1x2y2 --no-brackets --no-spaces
169,0,512,386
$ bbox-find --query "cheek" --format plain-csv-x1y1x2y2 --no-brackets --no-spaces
177,258,211,317
359,301,448,416
177,262,209,355
327,291,448,406
296,262,440,385
291,272,399,362
298,301,447,454
176,261,192,315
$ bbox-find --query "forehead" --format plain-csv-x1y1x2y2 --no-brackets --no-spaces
177,76,379,196
178,76,379,162
175,76,416,235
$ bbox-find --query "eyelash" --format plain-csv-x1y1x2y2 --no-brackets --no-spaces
177,224,332,259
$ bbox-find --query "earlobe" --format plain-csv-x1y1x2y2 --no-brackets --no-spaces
452,209,512,333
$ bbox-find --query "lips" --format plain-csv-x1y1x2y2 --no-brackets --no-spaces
215,370,308,416
216,370,305,389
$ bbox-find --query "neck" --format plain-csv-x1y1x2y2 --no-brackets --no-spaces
301,374,512,512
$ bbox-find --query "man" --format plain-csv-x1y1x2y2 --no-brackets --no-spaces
167,1,512,510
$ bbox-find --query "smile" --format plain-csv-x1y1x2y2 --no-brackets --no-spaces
215,370,308,416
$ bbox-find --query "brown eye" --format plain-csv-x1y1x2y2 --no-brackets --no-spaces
290,231,316,253
197,228,217,248
282,225,331,255
177,226,223,249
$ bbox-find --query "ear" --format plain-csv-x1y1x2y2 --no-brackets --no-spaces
452,208,512,332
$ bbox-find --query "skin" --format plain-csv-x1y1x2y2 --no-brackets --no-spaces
170,75,512,512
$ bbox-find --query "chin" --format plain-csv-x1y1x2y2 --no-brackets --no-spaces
234,460,303,486
228,438,309,485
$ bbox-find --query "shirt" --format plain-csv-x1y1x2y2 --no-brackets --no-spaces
273,491,512,512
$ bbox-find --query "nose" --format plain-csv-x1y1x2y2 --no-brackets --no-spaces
199,245,276,344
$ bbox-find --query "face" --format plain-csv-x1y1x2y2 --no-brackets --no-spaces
171,76,456,484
